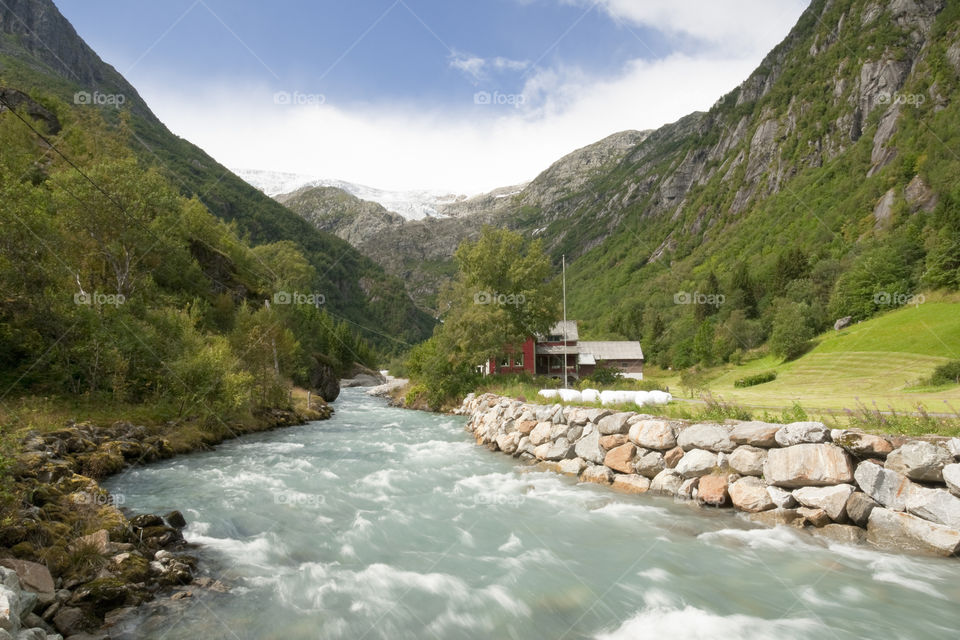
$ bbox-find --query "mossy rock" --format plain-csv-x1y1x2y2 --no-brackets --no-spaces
30,483,64,507
110,554,150,583
38,544,71,577
77,451,125,479
71,577,148,615
10,540,36,558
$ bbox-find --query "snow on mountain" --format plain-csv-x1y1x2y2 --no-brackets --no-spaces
233,168,474,221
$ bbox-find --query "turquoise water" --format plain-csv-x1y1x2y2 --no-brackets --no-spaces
103,389,960,639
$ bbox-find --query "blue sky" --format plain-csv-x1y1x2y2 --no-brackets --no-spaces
56,0,810,193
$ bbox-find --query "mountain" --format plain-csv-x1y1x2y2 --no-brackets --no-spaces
279,130,649,309
235,168,480,220
0,0,434,349
283,0,960,372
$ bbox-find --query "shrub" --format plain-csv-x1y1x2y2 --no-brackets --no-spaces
925,360,960,386
734,371,777,388
581,365,622,386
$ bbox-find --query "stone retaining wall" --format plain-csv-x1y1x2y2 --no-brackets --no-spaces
458,393,960,557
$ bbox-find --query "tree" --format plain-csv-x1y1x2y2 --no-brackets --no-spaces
438,227,560,367
769,301,814,361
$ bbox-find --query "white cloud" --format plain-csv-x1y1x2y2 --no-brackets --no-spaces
449,50,530,83
564,0,811,55
134,2,810,195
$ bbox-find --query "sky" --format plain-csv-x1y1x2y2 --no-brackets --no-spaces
56,0,810,194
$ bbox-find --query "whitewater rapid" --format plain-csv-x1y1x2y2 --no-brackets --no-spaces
103,388,960,639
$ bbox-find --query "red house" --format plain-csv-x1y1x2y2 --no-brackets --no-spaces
484,321,644,381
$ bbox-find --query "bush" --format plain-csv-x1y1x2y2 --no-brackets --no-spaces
926,360,960,386
581,365,622,386
734,371,777,388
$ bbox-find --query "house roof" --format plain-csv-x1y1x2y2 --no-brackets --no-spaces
537,344,579,355
537,320,578,342
578,341,645,361
578,352,596,366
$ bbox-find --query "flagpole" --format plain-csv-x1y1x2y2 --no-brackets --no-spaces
562,254,568,390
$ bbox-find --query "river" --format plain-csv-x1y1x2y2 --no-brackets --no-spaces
102,388,960,639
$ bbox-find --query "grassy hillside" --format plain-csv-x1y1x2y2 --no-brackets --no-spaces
0,0,434,350
664,301,960,413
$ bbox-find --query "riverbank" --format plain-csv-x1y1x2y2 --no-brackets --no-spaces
461,393,960,558
0,399,332,638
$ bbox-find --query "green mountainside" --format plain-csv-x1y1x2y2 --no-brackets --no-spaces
283,0,960,374
0,0,433,349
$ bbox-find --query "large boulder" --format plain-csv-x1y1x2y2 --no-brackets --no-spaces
798,506,831,527
599,434,628,450
677,424,735,453
675,449,718,478
495,432,521,454
831,430,893,457
729,421,781,448
816,523,867,546
0,560,54,606
529,422,554,446
774,422,830,447
581,465,614,485
698,474,730,507
309,357,340,402
612,474,651,494
728,445,767,477
650,469,683,495
845,492,879,528
574,428,605,465
793,484,856,521
763,444,854,488
854,461,913,510
558,457,587,476
943,463,960,498
729,477,775,512
663,446,684,468
596,413,632,435
905,486,960,530
767,485,798,509
534,438,574,461
603,443,637,474
885,441,953,482
634,450,665,479
867,507,960,556
628,420,677,450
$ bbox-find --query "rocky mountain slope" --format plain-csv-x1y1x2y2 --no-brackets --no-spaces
286,0,960,373
280,130,650,308
0,0,433,348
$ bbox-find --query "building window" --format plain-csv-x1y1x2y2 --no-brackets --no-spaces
500,357,509,368
515,353,524,367
546,334,562,342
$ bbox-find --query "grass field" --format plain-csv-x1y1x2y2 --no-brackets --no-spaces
653,301,960,415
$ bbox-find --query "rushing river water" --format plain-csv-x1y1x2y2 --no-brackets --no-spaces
102,389,960,639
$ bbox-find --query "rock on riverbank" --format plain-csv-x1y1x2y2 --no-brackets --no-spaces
459,394,960,558
0,406,326,637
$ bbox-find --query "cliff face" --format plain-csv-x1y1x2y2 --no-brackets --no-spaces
283,0,958,332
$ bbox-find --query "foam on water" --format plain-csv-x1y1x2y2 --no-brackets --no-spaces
597,606,820,640
103,389,960,640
